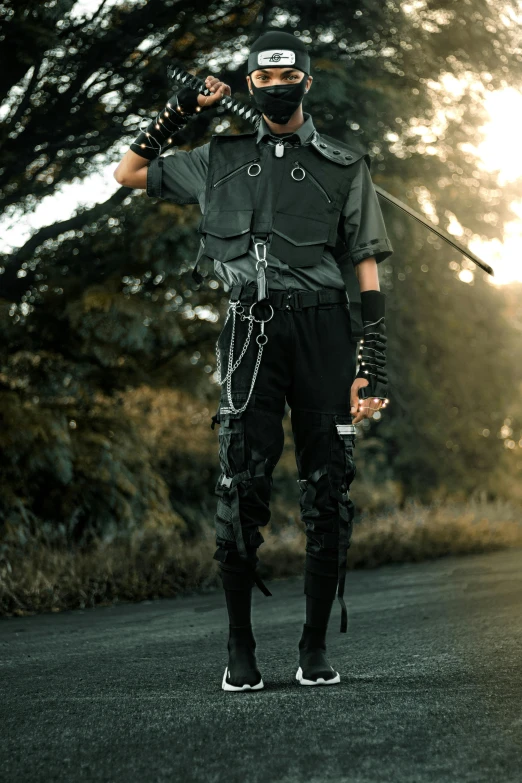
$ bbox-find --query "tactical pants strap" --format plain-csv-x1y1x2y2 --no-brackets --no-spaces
298,465,329,503
218,465,273,597
219,468,252,561
252,569,272,597
330,485,355,633
213,545,272,597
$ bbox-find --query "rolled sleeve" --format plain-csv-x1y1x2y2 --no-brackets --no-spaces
342,158,394,265
146,142,210,206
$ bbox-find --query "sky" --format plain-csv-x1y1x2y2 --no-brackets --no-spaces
2,0,522,288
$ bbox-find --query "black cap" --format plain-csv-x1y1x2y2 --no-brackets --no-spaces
247,31,311,75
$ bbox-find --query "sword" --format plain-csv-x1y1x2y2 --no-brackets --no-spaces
372,185,493,275
167,64,494,276
167,65,263,127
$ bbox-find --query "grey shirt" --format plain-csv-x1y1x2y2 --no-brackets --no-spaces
146,112,393,294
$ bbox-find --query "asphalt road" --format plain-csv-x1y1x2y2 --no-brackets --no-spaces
1,548,522,783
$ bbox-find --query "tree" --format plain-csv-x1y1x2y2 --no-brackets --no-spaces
1,0,521,544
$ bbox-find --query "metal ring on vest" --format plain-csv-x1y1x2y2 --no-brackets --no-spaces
291,162,306,181
248,162,262,177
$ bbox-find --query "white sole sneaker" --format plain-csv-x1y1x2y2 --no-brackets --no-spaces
222,667,265,691
295,666,341,686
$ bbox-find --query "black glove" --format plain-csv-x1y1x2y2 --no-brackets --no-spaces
129,86,207,161
176,85,204,114
355,290,389,403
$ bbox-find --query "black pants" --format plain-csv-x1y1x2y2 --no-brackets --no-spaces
211,282,358,632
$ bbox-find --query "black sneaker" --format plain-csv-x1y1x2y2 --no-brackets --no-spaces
222,624,265,691
296,623,341,686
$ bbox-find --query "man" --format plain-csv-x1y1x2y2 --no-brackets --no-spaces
114,30,392,692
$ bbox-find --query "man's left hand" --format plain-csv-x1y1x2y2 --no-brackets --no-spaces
350,378,384,424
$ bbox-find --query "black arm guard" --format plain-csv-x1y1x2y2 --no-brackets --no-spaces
355,290,389,402
129,87,205,161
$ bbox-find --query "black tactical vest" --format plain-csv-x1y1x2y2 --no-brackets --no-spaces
191,129,370,341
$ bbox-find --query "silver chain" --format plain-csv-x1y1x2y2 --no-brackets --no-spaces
216,303,251,384
215,301,271,416
215,239,273,417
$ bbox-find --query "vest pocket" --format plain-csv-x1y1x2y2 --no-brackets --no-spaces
212,158,261,188
202,209,253,263
269,212,331,268
293,163,333,203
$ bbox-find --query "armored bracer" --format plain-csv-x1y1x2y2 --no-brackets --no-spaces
355,290,389,402
130,86,204,160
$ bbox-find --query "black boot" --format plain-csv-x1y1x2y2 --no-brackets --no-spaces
223,624,264,691
219,562,264,691
296,623,340,686
296,559,340,685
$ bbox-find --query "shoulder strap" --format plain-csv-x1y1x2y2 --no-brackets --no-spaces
310,130,369,168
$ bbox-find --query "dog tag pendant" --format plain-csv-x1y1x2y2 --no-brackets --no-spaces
275,141,284,158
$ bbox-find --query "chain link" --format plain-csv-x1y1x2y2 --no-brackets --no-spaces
215,300,270,417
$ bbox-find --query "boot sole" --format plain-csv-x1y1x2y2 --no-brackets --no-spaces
222,667,265,691
295,666,341,686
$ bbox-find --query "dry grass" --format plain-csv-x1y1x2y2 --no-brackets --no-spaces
1,496,521,617
261,495,522,578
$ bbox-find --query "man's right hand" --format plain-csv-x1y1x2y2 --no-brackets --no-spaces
199,75,231,107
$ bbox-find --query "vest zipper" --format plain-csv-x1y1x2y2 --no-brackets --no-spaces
297,163,333,203
213,157,261,188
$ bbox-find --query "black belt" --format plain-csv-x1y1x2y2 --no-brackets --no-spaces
229,283,349,311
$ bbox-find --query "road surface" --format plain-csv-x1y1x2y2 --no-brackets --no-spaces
1,548,521,782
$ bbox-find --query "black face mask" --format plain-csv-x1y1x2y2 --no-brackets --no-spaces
250,74,308,124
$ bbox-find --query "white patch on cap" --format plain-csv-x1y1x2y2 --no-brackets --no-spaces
257,49,296,66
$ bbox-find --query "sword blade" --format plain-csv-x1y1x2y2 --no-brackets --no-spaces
374,185,494,275
166,64,495,277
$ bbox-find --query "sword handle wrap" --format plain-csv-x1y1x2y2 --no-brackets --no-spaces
167,65,263,128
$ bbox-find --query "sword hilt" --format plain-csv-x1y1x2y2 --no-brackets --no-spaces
166,64,262,128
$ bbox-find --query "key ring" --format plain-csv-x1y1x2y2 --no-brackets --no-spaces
249,301,274,323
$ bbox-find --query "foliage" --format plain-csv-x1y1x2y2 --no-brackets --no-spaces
2,494,521,616
1,0,522,554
